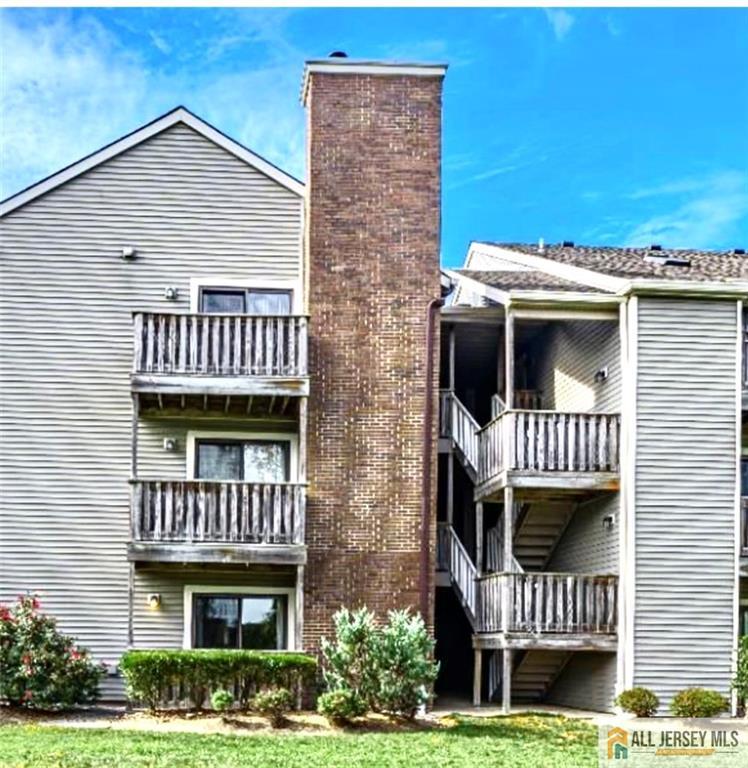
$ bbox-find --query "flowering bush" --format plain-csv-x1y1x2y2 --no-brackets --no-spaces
0,595,103,710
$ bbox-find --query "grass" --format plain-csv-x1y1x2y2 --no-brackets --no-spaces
0,714,597,768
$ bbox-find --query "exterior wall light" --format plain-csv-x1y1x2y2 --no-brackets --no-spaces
594,367,609,384
602,514,615,531
163,438,177,452
121,246,136,260
164,286,179,301
147,593,161,610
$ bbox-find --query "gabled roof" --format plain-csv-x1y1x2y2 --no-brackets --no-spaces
481,242,748,283
1,106,304,217
454,269,607,294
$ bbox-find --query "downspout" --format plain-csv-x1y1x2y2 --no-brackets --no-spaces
420,296,444,620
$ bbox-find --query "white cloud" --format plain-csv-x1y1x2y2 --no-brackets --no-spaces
543,8,575,41
623,171,748,249
0,9,306,198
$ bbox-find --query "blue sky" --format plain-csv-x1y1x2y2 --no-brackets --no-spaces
2,6,747,266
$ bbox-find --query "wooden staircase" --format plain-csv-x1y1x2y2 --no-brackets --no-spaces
513,502,575,571
511,650,572,703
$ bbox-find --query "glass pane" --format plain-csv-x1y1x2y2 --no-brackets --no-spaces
244,441,289,482
201,290,246,314
194,597,239,648
196,442,243,480
741,458,748,496
246,291,291,315
241,596,285,649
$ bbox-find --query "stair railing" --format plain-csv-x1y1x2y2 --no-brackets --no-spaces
441,524,477,625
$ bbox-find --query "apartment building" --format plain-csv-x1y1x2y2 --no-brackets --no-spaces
1,56,746,713
437,242,747,712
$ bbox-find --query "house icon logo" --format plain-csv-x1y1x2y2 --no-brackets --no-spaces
607,727,629,760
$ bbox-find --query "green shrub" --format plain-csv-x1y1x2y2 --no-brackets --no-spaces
119,650,316,711
669,688,729,718
614,687,659,717
210,688,233,713
252,688,294,728
371,609,439,718
319,607,439,720
733,636,748,709
320,607,379,708
317,689,367,724
0,596,103,710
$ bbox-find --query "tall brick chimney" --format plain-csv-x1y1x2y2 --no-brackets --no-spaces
301,58,446,650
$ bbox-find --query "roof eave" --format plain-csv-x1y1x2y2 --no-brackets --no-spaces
1,107,305,217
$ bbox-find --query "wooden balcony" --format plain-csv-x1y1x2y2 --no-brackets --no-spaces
474,571,618,650
128,480,306,565
131,313,309,398
476,410,620,498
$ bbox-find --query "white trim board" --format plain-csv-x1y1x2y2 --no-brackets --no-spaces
182,584,296,651
1,107,304,217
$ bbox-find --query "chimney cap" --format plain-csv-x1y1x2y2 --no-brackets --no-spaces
301,59,447,105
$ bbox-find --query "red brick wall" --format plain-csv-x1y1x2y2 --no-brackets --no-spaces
303,70,443,651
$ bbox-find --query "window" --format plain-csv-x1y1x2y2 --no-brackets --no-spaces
741,457,748,497
200,288,292,315
195,438,290,482
192,594,287,650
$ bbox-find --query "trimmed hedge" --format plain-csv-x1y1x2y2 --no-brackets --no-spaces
120,649,316,710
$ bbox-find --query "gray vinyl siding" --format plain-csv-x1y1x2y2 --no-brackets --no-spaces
535,320,620,413
634,298,738,709
137,418,298,478
547,652,617,712
547,494,619,575
0,122,302,671
132,567,296,650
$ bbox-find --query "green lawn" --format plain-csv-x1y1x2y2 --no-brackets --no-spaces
0,715,597,768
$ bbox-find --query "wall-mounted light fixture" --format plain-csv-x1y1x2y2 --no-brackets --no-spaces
164,286,179,301
121,246,137,260
602,514,615,532
147,593,161,610
594,366,609,384
163,438,177,452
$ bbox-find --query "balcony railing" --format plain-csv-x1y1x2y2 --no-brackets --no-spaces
476,571,618,635
130,480,306,545
132,313,308,377
743,312,748,388
477,410,620,485
742,498,748,556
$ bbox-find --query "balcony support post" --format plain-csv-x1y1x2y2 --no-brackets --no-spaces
505,309,514,410
448,324,456,391
447,453,454,526
476,501,484,575
501,648,513,714
502,486,514,635
473,648,482,706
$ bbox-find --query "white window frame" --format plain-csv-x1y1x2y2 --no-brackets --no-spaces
186,429,298,482
190,277,301,314
183,585,296,650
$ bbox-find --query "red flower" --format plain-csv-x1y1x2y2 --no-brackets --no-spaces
21,654,32,666
0,606,10,621
70,649,82,661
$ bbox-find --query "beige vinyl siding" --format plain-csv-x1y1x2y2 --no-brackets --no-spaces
0,122,303,672
547,494,619,575
534,320,620,413
132,567,296,650
137,418,298,478
546,652,617,713
634,298,738,709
